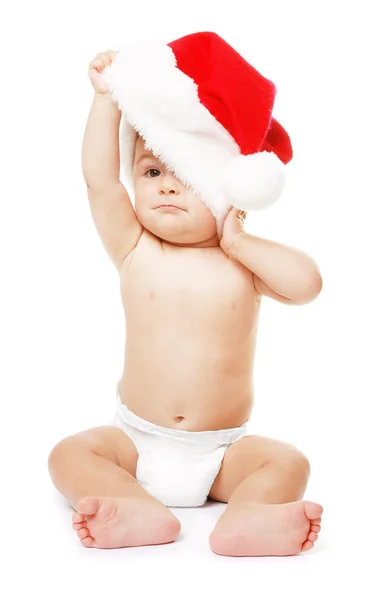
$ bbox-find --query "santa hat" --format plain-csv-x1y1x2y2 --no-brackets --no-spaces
101,31,293,235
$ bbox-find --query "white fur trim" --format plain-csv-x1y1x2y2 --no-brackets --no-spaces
101,41,285,234
221,152,286,211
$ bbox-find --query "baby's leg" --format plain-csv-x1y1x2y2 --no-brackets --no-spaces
48,425,180,549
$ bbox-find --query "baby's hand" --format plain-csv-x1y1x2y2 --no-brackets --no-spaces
220,207,247,257
88,49,117,95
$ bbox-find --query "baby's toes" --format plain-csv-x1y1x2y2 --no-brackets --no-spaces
311,524,321,533
77,527,96,547
72,512,87,531
77,527,91,541
301,540,314,552
72,512,86,524
307,531,318,543
80,536,95,547
303,502,323,520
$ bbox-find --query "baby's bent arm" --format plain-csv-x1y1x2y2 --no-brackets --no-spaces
81,94,142,269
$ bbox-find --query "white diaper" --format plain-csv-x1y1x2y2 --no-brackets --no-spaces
110,382,250,507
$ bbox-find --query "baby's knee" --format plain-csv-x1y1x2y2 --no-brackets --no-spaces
164,513,182,541
47,435,76,475
286,451,311,480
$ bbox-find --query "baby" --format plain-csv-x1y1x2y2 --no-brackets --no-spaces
48,35,323,556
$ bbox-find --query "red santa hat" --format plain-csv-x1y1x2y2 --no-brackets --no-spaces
101,31,293,235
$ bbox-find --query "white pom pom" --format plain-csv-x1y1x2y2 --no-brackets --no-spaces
221,152,286,211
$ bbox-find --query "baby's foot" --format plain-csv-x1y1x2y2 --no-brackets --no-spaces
72,496,180,549
209,500,323,557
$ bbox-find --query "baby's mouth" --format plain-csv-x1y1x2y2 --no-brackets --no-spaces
156,204,184,211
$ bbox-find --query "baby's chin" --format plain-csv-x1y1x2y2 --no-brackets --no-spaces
140,217,188,239
154,228,201,244
149,221,214,245
135,207,217,242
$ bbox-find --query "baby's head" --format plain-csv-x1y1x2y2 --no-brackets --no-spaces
104,34,293,245
132,135,219,247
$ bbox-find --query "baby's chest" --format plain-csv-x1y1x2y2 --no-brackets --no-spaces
120,252,258,333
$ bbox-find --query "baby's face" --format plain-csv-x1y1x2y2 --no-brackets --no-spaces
132,136,218,246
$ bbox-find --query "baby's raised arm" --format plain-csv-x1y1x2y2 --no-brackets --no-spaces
82,50,142,270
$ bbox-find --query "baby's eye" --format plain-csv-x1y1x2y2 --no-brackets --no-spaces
145,168,161,178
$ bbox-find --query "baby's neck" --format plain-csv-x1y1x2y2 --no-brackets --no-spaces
161,234,220,249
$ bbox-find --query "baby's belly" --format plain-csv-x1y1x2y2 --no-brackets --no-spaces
119,333,257,431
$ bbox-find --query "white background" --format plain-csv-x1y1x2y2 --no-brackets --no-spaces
1,0,388,597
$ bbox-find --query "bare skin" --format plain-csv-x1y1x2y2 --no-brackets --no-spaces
118,230,259,431
70,220,263,549
72,496,179,549
116,135,260,431
62,53,323,553
71,135,322,554
210,501,323,557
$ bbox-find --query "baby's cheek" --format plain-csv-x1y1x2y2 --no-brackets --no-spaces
134,194,153,219
133,183,146,203
196,201,216,224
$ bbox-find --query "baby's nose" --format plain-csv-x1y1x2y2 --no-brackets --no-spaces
159,188,180,195
159,178,180,194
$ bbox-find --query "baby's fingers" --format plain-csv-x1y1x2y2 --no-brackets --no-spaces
88,50,118,94
99,49,117,64
107,49,117,61
89,50,117,72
